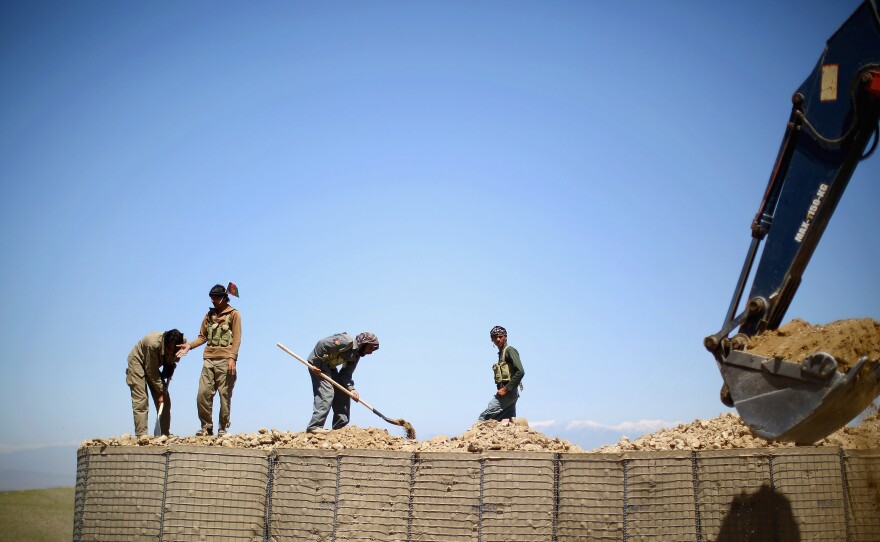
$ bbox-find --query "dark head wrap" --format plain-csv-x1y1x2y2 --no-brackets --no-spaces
209,284,229,304
490,326,507,339
356,332,379,349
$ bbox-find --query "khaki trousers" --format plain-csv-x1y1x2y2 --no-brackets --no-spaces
126,359,170,436
197,358,236,433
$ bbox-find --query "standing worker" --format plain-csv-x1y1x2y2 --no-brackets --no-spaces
177,283,241,436
478,325,525,421
126,329,185,437
305,332,380,433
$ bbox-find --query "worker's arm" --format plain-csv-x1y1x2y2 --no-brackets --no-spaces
504,347,525,392
177,314,208,358
145,344,166,397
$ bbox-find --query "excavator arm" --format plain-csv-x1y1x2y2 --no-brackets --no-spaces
705,0,880,444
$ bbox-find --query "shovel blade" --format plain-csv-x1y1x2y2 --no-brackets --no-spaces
153,403,164,437
721,353,880,444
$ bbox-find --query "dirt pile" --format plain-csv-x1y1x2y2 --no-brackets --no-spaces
81,410,879,454
594,318,880,452
81,419,585,453
592,410,879,453
745,317,880,372
591,413,791,453
412,419,583,453
822,410,880,449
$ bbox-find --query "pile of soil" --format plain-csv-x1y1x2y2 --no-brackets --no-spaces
83,318,878,454
597,317,880,452
745,317,880,372
592,410,879,453
82,419,584,453
411,418,582,453
81,410,879,454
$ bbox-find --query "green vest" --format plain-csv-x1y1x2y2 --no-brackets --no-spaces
206,312,234,347
492,346,511,384
324,345,355,368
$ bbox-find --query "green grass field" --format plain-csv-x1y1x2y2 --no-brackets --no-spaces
0,487,74,542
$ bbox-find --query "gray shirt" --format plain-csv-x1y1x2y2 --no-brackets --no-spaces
307,332,362,390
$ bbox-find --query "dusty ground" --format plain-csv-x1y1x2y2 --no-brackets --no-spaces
85,318,878,453
81,410,879,454
82,418,584,453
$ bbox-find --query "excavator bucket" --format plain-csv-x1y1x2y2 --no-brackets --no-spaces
704,0,880,445
717,352,880,444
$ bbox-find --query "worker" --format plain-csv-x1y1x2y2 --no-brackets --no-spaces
305,332,380,433
126,329,184,437
478,325,525,421
176,283,241,436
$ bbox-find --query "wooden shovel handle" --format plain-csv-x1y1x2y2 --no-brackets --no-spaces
276,343,375,411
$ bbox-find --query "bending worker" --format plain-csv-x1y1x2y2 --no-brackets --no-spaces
126,329,184,437
305,332,380,433
478,325,525,421
177,283,241,437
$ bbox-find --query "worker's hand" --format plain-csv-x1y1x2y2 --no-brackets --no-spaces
228,358,236,375
157,394,165,406
496,387,509,397
309,364,322,375
350,389,360,402
176,343,190,358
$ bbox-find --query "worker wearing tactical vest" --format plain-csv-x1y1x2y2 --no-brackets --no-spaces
176,283,241,436
478,325,525,421
126,329,184,437
305,332,380,433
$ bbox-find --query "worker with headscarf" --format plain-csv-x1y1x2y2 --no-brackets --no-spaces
305,332,380,433
478,325,525,421
177,283,242,437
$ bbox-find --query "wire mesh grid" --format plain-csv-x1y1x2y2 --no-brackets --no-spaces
556,455,624,542
270,450,337,542
481,454,555,541
74,445,880,541
73,448,89,542
773,449,848,541
625,453,699,542
161,446,268,541
335,451,412,541
409,453,481,541
695,450,773,542
844,450,880,542
75,448,167,542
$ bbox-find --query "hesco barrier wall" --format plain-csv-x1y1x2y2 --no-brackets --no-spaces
73,445,880,542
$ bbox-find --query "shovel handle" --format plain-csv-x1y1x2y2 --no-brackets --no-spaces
157,376,171,413
276,343,377,412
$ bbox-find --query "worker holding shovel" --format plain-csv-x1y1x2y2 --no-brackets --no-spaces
126,329,184,437
304,332,379,433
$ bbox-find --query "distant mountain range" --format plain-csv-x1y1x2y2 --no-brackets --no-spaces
0,444,77,491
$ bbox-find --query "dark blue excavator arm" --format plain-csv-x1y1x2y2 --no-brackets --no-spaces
704,0,880,444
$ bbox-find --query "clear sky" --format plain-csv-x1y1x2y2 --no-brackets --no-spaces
1,0,878,478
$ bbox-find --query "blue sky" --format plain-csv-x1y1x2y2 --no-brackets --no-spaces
1,1,878,488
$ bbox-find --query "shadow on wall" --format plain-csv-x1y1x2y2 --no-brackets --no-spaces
716,484,800,542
